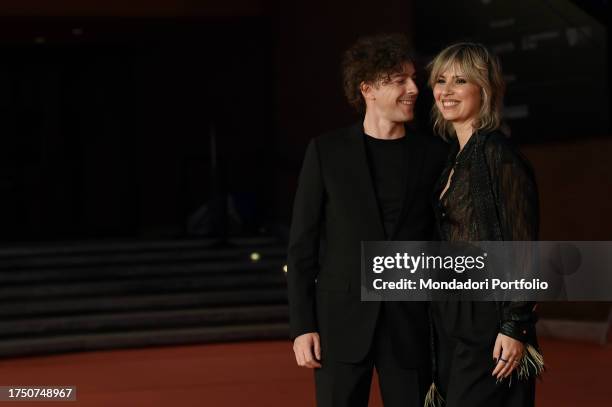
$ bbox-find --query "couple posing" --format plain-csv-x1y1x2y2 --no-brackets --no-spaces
287,33,543,407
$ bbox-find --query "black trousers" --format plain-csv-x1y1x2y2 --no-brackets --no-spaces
314,304,429,407
432,302,535,407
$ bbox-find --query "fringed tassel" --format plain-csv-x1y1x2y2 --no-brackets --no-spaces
424,382,445,407
516,343,545,380
498,344,545,387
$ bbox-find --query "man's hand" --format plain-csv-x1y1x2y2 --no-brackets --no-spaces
293,332,322,368
492,333,524,380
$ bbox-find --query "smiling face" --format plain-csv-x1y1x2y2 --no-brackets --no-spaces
362,62,418,123
433,64,482,128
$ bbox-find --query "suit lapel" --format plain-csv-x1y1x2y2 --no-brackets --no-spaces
347,122,386,240
390,129,428,239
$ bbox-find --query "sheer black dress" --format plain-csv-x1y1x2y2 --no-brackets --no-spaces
428,130,544,407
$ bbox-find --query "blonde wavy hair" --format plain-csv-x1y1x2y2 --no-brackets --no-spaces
427,43,505,139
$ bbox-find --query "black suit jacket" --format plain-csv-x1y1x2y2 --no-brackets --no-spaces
287,122,448,367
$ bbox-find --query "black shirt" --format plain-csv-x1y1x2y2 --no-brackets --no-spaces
435,132,479,241
433,130,539,242
364,133,407,237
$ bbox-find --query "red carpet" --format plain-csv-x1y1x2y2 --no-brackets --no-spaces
0,337,609,406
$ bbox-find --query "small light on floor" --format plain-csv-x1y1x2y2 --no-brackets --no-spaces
250,252,261,262
283,264,288,273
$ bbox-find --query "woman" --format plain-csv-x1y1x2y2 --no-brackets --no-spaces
425,43,544,407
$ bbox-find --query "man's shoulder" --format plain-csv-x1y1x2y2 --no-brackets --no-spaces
419,132,447,147
412,130,449,157
317,123,363,142
311,123,361,149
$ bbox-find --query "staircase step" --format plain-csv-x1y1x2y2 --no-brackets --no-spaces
0,305,289,337
0,239,221,258
1,271,287,299
0,323,290,358
0,237,282,259
0,288,288,318
0,246,287,270
0,259,285,284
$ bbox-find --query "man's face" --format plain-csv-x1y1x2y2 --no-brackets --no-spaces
364,62,418,123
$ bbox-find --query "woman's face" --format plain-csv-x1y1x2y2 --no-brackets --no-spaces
433,64,482,127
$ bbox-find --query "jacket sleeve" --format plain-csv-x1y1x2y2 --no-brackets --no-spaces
287,138,325,339
486,137,539,342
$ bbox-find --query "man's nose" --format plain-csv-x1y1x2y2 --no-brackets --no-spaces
406,79,418,94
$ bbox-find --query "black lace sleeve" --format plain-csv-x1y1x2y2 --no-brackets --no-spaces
485,134,539,241
485,134,539,342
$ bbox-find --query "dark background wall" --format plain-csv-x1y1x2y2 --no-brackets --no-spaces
415,0,609,142
0,0,609,243
0,17,275,241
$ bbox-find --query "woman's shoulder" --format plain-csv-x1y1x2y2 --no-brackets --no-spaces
479,129,536,179
480,129,513,149
479,129,523,163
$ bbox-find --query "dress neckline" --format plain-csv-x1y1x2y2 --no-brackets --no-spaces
454,132,478,165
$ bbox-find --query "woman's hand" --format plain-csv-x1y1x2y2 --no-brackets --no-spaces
492,333,524,380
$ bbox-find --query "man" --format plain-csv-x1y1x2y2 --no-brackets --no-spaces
287,33,448,407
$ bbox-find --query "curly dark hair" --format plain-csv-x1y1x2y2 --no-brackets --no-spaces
342,33,415,113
